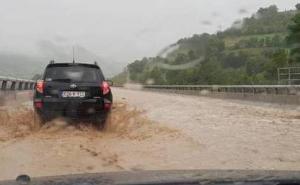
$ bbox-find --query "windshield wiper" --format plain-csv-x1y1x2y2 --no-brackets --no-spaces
51,79,72,83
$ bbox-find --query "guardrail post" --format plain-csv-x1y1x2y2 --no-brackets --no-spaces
30,83,34,89
1,81,7,90
24,82,29,90
288,68,291,85
10,81,16,90
18,82,23,90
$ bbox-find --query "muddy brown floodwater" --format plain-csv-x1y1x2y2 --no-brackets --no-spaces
0,88,299,180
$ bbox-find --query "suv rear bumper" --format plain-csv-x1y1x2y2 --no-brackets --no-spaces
34,97,111,118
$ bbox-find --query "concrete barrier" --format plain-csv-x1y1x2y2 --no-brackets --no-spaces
0,76,35,106
0,76,35,91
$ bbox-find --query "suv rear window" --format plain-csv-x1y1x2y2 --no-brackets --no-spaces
44,66,103,83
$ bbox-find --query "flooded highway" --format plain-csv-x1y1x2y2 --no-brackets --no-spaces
0,88,299,180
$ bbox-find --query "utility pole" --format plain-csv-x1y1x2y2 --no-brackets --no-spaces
72,47,75,64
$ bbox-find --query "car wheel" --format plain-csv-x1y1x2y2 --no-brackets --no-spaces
94,112,111,130
33,112,46,127
94,116,105,130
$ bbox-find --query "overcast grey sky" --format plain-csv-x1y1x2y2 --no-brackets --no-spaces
0,0,298,65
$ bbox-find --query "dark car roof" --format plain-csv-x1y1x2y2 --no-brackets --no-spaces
46,63,100,69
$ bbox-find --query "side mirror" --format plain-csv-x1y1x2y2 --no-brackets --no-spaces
106,80,113,86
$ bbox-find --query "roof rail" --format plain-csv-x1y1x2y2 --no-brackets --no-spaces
49,60,55,64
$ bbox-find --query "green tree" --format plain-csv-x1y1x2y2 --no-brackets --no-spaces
287,4,300,62
265,36,272,47
246,55,267,75
272,35,281,47
145,67,165,85
264,49,288,80
188,50,196,60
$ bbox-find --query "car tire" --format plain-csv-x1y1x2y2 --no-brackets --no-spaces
94,112,111,130
94,116,105,130
33,112,47,127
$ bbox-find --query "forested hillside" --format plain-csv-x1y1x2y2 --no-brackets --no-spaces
113,5,299,85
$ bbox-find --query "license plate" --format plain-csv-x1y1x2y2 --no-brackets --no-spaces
62,91,85,98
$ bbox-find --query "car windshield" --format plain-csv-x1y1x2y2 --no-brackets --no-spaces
45,66,101,83
0,0,300,183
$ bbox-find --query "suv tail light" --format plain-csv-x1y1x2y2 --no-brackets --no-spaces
104,99,112,111
34,100,43,109
36,80,45,94
101,81,110,95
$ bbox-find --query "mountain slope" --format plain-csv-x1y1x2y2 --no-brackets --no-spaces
114,5,296,85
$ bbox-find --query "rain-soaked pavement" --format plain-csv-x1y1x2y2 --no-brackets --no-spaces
0,88,299,180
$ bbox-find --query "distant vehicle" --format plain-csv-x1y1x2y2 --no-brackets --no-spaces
33,62,113,127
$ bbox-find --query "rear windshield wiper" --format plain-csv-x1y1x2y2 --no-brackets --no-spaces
50,79,72,83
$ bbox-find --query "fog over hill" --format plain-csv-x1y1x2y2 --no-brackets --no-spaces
0,40,123,79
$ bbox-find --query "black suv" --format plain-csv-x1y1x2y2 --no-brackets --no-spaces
33,62,113,126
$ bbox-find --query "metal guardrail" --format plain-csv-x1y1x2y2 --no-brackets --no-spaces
143,85,300,96
0,76,35,91
141,85,300,104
